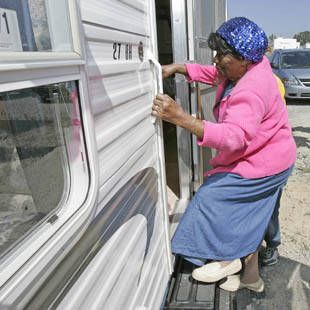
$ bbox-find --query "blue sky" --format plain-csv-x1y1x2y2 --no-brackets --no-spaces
228,0,310,38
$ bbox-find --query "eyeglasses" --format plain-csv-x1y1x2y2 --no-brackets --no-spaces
214,49,245,60
214,50,232,59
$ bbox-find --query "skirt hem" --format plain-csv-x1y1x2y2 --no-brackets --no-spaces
172,245,260,263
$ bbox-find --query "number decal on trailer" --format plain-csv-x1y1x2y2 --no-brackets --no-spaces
0,8,22,51
125,43,132,60
112,42,133,60
1,12,10,34
113,42,121,60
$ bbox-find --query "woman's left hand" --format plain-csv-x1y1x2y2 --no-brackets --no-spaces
152,94,185,126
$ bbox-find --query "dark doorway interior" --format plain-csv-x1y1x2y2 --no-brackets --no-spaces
155,0,180,197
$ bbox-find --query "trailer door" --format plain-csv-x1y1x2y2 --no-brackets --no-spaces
170,0,226,194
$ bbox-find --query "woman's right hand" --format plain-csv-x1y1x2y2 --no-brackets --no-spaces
162,64,187,79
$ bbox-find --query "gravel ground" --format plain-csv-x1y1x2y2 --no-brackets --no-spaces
279,104,310,265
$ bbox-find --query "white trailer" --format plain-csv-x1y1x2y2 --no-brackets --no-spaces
273,37,300,50
0,1,226,309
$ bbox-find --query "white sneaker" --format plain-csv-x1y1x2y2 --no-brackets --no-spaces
192,259,242,283
219,274,264,292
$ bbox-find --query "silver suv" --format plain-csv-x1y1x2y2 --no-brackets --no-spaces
270,49,310,100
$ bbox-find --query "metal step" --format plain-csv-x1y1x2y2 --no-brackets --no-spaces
164,257,234,310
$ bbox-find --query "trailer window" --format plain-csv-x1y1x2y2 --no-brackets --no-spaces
0,81,81,256
0,0,72,52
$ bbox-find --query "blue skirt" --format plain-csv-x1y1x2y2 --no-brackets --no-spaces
171,166,293,266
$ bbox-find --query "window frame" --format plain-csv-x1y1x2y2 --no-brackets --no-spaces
0,76,90,287
0,0,83,71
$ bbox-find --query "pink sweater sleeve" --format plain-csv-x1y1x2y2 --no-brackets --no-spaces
197,91,266,152
185,63,218,85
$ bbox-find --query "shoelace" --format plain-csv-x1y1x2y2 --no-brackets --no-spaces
264,247,274,257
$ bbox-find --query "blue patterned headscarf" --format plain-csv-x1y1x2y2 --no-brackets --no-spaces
216,17,268,63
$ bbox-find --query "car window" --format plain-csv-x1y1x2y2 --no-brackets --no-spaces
272,53,280,68
281,51,310,69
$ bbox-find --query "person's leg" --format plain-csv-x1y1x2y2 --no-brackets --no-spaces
219,251,264,292
264,190,282,248
262,190,282,265
241,251,260,284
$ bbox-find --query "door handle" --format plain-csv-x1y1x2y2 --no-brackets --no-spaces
148,55,163,93
148,55,163,123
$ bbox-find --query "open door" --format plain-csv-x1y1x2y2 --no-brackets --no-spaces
187,0,226,191
156,1,230,309
156,0,226,223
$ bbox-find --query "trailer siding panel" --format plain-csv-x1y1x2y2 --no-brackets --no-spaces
57,1,170,308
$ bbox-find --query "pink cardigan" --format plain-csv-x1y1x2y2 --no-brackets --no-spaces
185,56,296,178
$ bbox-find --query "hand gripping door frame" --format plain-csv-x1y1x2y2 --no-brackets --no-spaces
148,53,173,274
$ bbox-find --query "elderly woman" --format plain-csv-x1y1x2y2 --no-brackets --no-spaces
152,17,296,292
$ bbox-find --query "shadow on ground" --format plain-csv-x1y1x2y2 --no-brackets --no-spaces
292,135,310,148
235,256,310,310
292,126,310,134
291,126,310,148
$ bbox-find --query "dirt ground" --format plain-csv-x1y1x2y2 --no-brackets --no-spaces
249,104,310,310
279,104,310,265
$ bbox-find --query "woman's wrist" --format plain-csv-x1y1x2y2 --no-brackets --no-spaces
174,64,187,75
176,112,204,140
162,64,187,79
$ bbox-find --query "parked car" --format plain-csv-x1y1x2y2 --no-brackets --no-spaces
269,49,310,100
